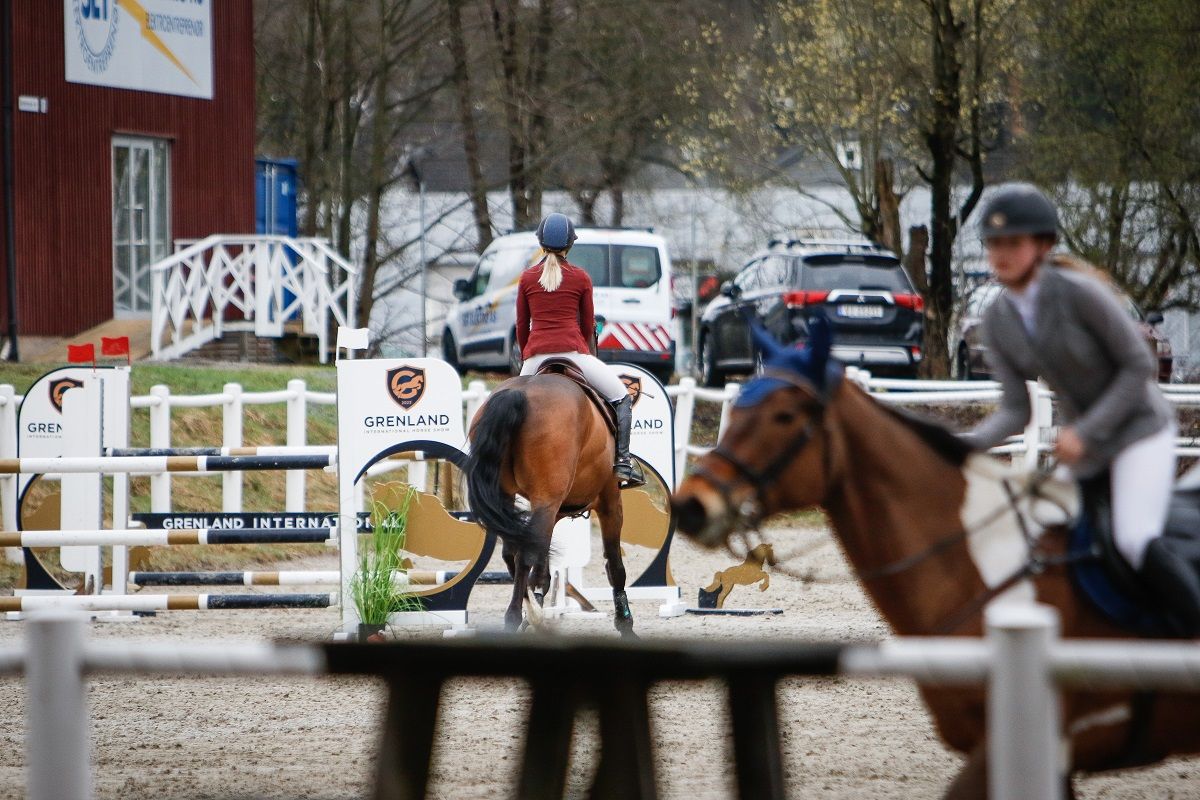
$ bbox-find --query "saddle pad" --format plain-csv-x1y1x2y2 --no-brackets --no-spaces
533,358,619,438
1069,516,1173,637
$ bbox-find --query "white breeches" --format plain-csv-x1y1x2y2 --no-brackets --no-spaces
1109,422,1177,569
521,352,627,402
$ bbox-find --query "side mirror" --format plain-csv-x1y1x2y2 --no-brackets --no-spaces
453,278,472,301
1146,310,1165,326
720,281,740,299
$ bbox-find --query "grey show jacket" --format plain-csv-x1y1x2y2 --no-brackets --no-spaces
962,262,1173,478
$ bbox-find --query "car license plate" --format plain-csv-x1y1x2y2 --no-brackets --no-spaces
837,304,884,319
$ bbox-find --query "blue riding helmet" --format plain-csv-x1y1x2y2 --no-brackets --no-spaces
536,213,577,252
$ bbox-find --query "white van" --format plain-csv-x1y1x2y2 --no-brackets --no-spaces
444,228,675,382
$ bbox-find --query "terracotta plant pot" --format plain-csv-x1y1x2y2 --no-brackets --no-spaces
357,623,387,642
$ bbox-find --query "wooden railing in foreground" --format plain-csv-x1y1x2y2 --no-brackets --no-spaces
4,605,1200,800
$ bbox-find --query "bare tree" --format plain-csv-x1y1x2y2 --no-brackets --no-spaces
672,0,1023,376
447,0,493,250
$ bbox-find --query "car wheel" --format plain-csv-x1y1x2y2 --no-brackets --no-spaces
700,333,725,388
955,344,972,381
442,330,462,374
508,331,523,376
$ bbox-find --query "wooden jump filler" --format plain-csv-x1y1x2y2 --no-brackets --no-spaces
691,543,784,616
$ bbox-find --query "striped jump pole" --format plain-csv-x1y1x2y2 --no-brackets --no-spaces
0,528,334,547
108,445,337,458
0,453,337,475
127,570,455,587
0,593,336,613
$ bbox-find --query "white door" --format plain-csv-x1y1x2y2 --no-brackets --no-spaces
112,136,170,315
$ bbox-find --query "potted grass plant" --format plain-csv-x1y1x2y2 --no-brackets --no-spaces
351,484,423,642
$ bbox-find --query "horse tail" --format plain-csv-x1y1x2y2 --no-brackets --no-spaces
466,389,531,548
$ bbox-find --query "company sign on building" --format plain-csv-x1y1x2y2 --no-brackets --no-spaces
63,0,213,99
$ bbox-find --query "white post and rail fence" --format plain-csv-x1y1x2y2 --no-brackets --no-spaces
3,604,1200,799
3,372,1200,537
151,235,358,364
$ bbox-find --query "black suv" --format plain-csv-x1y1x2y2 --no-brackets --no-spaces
697,239,925,385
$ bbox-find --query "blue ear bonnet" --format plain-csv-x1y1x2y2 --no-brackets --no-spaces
734,314,843,408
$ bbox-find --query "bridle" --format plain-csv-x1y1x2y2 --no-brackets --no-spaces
690,368,832,529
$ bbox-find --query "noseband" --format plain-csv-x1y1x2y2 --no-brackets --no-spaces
690,369,830,527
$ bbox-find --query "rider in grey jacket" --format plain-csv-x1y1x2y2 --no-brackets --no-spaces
964,183,1200,635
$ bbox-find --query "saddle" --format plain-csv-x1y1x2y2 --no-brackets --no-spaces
1069,474,1200,637
533,358,619,439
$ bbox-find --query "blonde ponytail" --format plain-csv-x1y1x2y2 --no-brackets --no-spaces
1049,253,1117,289
537,249,564,292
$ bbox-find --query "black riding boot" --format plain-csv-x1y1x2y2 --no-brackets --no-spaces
610,395,646,489
1140,536,1200,637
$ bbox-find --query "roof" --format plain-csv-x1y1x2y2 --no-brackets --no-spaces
487,227,669,250
753,237,899,262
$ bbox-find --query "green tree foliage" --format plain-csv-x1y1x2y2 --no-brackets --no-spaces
672,0,1026,376
1023,0,1200,310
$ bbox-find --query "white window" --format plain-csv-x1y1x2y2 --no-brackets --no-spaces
112,136,170,314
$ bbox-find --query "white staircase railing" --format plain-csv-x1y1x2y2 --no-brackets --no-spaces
150,235,357,363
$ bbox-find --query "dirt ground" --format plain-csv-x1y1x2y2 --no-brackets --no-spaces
0,524,1198,799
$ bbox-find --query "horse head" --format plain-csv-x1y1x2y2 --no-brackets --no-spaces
749,542,777,567
672,316,842,547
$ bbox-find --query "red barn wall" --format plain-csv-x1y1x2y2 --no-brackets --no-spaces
0,1,255,336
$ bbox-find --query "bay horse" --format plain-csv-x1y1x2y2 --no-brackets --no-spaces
466,371,634,635
670,320,1200,798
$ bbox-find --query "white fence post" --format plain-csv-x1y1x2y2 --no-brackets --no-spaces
0,384,20,563
717,382,740,439
222,384,243,513
286,379,306,512
987,603,1063,800
465,380,489,429
149,386,171,513
1023,381,1043,473
26,612,92,800
673,377,696,484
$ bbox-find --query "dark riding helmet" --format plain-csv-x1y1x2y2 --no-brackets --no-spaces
536,213,577,252
978,183,1059,240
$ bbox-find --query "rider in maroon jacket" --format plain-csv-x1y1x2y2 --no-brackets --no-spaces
516,213,645,489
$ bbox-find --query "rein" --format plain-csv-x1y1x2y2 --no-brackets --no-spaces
698,369,1084,634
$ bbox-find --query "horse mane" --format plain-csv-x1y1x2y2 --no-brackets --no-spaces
872,398,973,467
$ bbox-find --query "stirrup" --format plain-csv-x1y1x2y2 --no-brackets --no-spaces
615,460,646,490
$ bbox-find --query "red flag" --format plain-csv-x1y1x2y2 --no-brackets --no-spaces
101,336,129,356
67,343,95,364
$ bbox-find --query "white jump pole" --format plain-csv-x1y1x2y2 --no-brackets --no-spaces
986,603,1063,800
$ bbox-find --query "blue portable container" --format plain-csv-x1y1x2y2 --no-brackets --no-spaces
256,158,300,319
256,157,299,235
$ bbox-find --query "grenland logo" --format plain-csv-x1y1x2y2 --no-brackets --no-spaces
620,374,653,407
49,378,84,413
387,366,426,410
73,0,120,73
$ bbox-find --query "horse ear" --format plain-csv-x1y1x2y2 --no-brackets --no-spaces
806,313,833,370
746,315,784,360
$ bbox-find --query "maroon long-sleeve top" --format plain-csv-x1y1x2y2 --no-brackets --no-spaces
515,259,595,358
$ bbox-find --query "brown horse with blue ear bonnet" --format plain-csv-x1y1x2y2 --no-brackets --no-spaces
671,317,1200,799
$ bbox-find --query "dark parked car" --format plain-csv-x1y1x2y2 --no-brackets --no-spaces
955,280,1174,382
697,239,925,385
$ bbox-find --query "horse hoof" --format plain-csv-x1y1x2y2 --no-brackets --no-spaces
618,626,638,639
